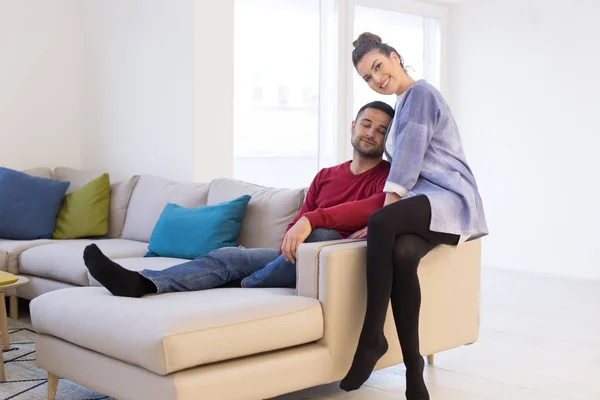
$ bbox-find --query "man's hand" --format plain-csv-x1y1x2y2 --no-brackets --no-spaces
349,227,368,239
281,216,313,263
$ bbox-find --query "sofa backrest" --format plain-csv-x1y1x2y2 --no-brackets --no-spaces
52,167,139,238
17,167,307,250
121,175,210,243
207,179,305,249
23,167,53,179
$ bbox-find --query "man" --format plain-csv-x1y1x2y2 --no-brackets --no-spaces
83,101,394,297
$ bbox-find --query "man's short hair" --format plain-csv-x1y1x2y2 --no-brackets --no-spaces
355,101,395,121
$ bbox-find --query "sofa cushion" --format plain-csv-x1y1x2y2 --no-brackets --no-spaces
23,167,53,179
53,173,111,240
31,286,324,375
0,167,70,240
87,257,186,287
19,239,149,286
121,175,210,243
207,179,305,249
0,239,56,274
106,177,140,238
53,167,139,239
53,167,110,193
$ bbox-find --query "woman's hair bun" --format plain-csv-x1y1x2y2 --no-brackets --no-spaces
353,32,382,48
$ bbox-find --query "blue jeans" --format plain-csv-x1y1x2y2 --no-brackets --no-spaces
140,228,343,293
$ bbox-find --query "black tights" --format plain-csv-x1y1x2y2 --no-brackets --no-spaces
340,195,459,399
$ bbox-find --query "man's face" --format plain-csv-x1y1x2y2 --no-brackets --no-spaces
351,108,392,158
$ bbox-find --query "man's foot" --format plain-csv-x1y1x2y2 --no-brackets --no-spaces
405,357,430,400
339,335,388,391
83,244,156,297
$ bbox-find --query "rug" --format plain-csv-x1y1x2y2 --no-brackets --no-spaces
1,319,115,400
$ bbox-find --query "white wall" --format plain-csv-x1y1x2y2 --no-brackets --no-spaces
447,0,600,280
0,0,83,170
81,0,196,182
193,0,234,182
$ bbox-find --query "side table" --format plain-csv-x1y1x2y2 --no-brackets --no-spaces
1,276,30,382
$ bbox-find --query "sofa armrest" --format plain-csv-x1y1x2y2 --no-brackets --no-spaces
295,238,482,377
295,239,360,298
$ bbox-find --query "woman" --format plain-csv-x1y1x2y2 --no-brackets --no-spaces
339,33,488,399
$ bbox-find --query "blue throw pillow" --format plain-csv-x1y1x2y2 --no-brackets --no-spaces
146,194,252,259
0,167,70,240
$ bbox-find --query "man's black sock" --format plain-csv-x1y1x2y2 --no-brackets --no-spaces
83,244,156,298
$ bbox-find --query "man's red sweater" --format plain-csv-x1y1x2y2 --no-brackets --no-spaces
284,160,391,239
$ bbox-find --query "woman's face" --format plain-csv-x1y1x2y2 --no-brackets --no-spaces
355,50,404,95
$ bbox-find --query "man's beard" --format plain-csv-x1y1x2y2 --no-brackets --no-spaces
351,138,383,159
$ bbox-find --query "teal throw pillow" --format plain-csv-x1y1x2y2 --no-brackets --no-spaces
146,194,251,259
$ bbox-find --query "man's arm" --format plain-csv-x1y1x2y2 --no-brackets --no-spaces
300,167,389,233
301,192,386,233
283,171,320,235
281,193,386,262
279,171,322,258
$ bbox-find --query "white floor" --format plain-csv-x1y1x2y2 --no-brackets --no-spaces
271,268,600,400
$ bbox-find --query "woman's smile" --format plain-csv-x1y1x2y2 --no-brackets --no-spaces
380,76,390,90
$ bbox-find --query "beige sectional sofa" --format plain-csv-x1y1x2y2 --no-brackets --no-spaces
2,167,482,400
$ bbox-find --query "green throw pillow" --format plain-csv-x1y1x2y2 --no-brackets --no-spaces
52,173,111,239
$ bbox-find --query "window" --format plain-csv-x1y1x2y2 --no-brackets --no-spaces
233,0,321,189
233,0,446,186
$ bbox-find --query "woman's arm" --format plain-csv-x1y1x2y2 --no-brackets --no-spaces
386,87,438,195
386,121,433,195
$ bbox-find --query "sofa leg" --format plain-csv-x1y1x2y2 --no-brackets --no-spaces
0,352,5,382
427,354,435,366
48,373,59,400
9,296,18,320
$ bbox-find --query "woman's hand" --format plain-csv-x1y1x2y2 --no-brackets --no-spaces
281,216,313,263
384,192,402,206
349,227,368,239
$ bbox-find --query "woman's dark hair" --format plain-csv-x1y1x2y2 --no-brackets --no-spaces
352,32,405,70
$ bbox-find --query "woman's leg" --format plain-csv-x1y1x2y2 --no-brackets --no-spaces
340,195,458,394
389,234,440,399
